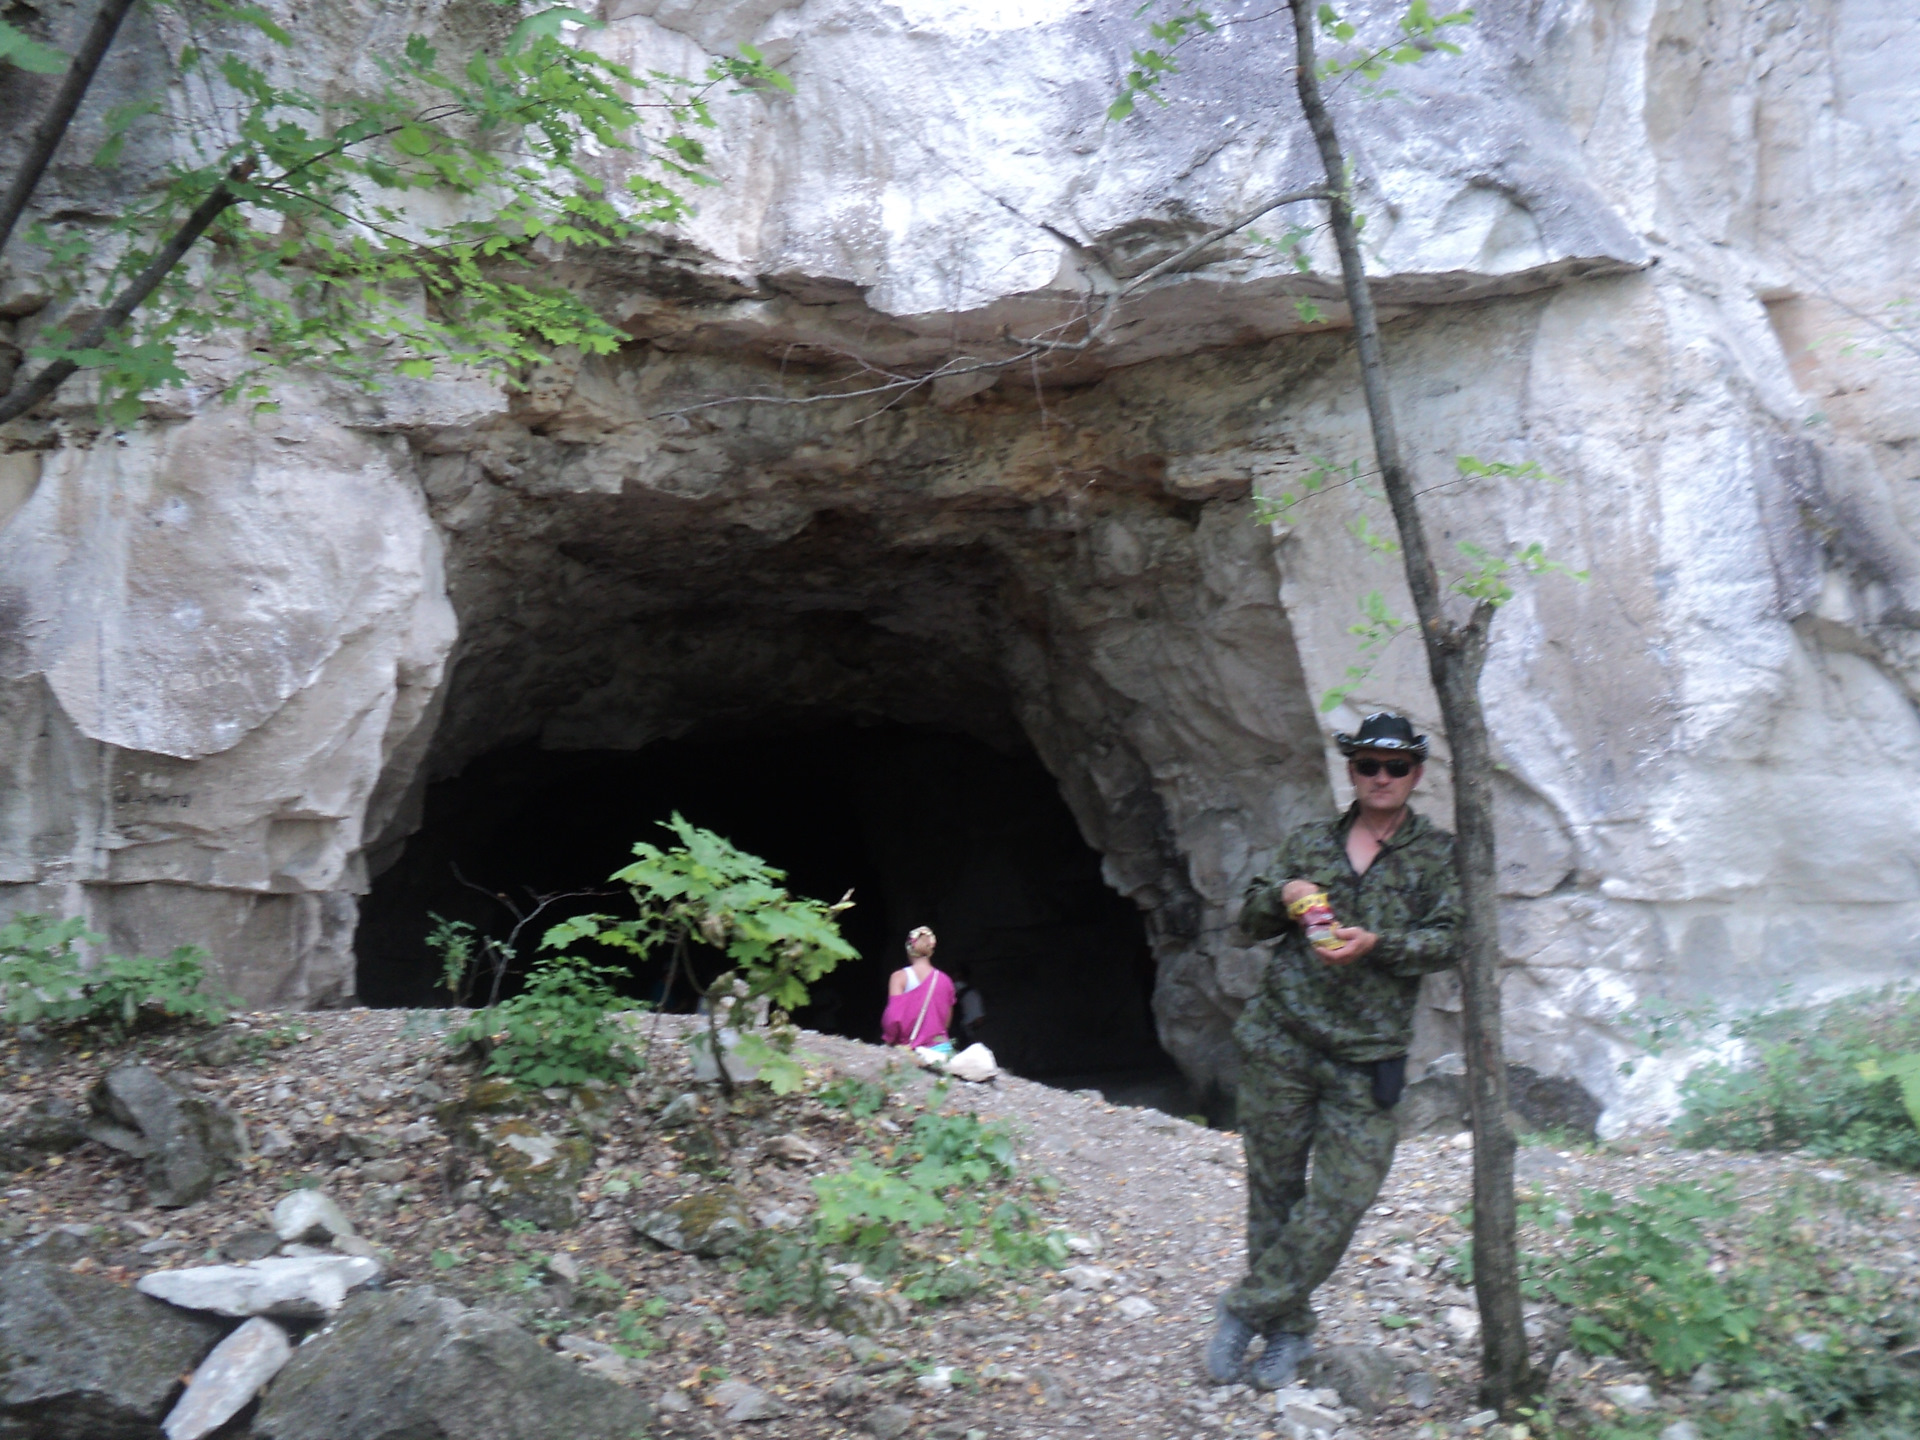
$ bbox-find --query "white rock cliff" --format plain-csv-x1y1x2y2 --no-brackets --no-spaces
2,0,1917,1128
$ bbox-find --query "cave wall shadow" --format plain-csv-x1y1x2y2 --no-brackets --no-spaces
356,723,1172,1082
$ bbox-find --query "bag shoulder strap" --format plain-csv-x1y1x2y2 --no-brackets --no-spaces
908,968,939,1045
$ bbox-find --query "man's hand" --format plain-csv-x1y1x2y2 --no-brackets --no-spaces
1317,926,1377,966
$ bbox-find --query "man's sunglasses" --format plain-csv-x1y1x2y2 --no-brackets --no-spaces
1351,758,1414,778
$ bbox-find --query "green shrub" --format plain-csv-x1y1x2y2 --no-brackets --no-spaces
736,1094,1063,1317
1,912,231,1035
1673,986,1920,1170
1532,1176,1920,1439
452,954,640,1087
1534,1182,1761,1376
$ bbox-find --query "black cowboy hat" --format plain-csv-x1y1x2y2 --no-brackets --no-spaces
1334,711,1429,759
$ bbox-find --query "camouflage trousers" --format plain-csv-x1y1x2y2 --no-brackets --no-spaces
1222,1024,1398,1335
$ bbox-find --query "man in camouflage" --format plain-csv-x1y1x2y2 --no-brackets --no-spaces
1208,712,1461,1389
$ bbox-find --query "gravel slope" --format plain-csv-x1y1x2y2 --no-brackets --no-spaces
5,1011,1917,1440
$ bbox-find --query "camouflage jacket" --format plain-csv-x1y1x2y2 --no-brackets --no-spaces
1236,803,1460,1064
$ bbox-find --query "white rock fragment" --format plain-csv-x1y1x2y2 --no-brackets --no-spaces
710,1378,784,1422
163,1316,292,1440
765,1133,820,1163
546,1251,579,1283
271,1190,355,1244
1116,1294,1159,1320
916,1365,956,1394
1443,1305,1481,1341
1060,1264,1115,1291
1602,1383,1656,1413
138,1254,382,1321
1063,1235,1101,1257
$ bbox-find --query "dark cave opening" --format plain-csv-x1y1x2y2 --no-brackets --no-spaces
355,723,1182,1087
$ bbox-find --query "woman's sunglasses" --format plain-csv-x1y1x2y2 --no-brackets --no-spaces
1351,758,1414,778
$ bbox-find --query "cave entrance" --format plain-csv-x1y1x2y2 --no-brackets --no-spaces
355,722,1178,1086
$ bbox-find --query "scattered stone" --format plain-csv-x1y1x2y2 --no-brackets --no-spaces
1687,1363,1723,1395
547,1251,580,1282
441,1080,595,1230
0,1098,88,1172
251,1288,653,1440
1064,1234,1101,1256
656,1093,702,1129
1603,1382,1657,1413
163,1315,293,1440
1448,1132,1475,1152
1403,1369,1438,1408
633,1185,753,1257
257,1126,295,1158
1443,1305,1481,1341
88,1063,248,1207
1303,1344,1403,1417
1,1260,230,1437
137,1254,382,1321
220,1229,283,1264
1458,1409,1499,1431
916,1365,955,1394
362,1158,409,1184
765,1133,820,1163
1060,1264,1114,1290
826,1373,873,1404
1275,1391,1344,1434
864,1402,914,1439
655,1386,694,1413
712,1378,786,1421
1660,1423,1702,1440
272,1190,356,1244
1117,1294,1159,1319
190,1028,249,1069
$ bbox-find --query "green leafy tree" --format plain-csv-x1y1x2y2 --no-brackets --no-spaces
544,814,859,1094
0,0,788,426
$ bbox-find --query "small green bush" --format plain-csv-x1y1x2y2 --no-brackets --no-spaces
1673,986,1920,1171
1,911,231,1035
1531,1176,1920,1439
452,954,640,1087
736,1093,1063,1317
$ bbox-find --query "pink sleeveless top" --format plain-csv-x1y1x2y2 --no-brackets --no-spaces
881,967,955,1047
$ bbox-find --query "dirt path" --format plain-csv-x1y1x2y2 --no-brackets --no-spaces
5,1011,1917,1440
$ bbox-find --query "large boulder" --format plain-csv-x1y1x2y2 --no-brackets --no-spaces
88,1063,248,1207
0,1261,230,1440
252,1289,652,1440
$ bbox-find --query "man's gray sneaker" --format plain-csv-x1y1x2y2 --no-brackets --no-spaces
1249,1331,1312,1391
1205,1300,1257,1384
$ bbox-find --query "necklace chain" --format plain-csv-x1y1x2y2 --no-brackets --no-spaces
1360,808,1407,844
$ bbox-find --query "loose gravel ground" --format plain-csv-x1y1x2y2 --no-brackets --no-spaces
5,1010,1918,1440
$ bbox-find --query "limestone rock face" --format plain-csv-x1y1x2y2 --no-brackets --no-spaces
3,0,1919,1128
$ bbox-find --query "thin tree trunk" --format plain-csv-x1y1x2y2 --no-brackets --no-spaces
1284,0,1535,1413
0,0,141,255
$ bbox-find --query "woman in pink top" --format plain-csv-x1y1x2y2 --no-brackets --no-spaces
881,926,955,1050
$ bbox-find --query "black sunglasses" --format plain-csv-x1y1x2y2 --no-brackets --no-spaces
1351,758,1414,778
